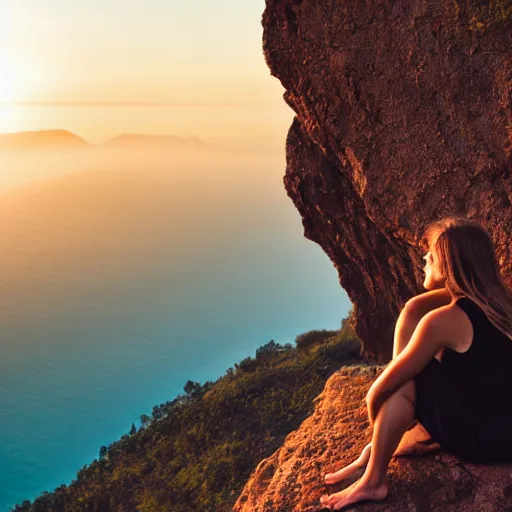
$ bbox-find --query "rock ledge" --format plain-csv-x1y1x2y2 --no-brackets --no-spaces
233,365,512,511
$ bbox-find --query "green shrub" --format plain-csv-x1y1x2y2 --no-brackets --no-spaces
316,330,362,362
235,356,258,373
294,328,340,351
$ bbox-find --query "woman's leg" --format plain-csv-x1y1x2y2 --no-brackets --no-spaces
323,443,371,484
320,381,415,510
323,302,420,485
323,288,450,485
362,380,415,484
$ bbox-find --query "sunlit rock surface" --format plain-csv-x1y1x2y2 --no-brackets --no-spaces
233,365,512,511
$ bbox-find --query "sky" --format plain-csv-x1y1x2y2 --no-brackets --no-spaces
0,0,285,106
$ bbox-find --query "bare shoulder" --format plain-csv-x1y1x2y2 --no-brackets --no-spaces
418,301,473,353
405,288,452,319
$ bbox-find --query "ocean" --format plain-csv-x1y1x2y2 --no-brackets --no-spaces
0,105,350,511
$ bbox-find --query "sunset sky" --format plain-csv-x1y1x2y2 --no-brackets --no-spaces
0,0,285,106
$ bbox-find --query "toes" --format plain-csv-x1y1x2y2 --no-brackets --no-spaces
324,473,337,484
323,495,337,509
330,496,349,511
319,494,331,507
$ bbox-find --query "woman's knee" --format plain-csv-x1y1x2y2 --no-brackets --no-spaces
392,303,423,359
366,381,416,420
400,299,424,324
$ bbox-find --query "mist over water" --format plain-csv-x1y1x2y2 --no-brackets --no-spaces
0,144,350,510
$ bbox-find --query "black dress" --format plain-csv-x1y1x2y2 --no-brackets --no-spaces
413,296,512,463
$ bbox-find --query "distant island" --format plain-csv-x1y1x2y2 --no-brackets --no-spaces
0,129,208,150
0,130,91,149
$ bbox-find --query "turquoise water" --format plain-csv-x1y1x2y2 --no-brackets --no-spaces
0,145,350,510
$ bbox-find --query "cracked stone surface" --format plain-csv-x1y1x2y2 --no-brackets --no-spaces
262,0,512,361
233,365,512,512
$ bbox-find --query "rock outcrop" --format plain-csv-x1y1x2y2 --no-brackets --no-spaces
262,0,512,361
233,365,512,511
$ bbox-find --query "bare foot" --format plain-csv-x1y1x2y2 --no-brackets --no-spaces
323,443,371,485
393,422,440,458
393,440,441,457
319,477,388,510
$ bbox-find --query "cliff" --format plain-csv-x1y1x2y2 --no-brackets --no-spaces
262,0,512,361
233,365,512,511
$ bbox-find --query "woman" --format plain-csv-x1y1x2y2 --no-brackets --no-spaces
319,216,512,510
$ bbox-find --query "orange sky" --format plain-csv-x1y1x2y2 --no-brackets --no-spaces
0,1,285,107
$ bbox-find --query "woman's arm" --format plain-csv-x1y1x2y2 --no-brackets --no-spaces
365,306,458,426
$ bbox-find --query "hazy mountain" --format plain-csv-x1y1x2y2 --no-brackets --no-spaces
0,130,209,151
0,130,91,149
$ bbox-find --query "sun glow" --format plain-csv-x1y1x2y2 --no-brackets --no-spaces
0,57,14,103
0,4,15,103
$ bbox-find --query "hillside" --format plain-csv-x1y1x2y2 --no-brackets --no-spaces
12,316,363,511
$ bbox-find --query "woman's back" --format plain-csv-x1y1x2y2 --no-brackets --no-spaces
443,296,512,417
414,296,512,463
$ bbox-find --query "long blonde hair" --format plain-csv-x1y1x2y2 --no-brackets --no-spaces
420,216,512,341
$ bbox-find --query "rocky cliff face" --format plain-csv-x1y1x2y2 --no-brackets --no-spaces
233,365,512,511
263,0,512,361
